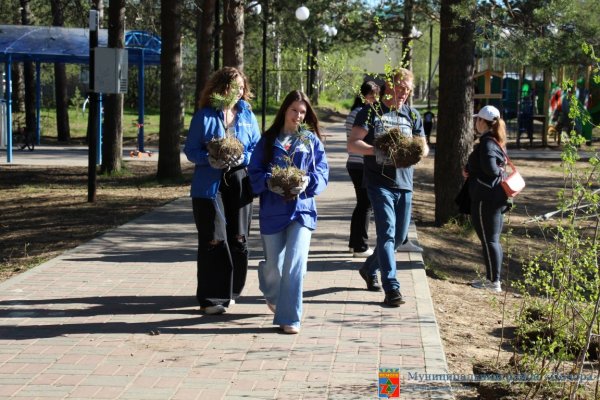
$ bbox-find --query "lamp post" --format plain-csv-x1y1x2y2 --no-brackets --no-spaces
427,23,433,109
260,1,268,132
257,3,309,132
87,9,99,203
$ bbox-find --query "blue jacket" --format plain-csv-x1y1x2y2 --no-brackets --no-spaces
248,130,329,235
184,100,261,199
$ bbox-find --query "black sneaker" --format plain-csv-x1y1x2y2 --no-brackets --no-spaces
359,268,381,291
384,290,405,307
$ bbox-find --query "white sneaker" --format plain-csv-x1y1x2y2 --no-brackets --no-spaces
488,281,502,293
396,241,423,252
201,305,226,315
281,325,300,334
353,247,374,258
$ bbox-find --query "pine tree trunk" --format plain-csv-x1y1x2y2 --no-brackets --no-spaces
20,0,36,139
222,0,244,70
196,0,216,110
101,0,125,174
11,64,24,114
434,0,476,226
50,0,70,142
401,0,414,70
157,0,183,181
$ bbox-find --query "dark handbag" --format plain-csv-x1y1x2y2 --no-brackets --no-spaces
455,178,471,214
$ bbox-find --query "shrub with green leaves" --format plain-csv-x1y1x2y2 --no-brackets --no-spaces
511,78,599,399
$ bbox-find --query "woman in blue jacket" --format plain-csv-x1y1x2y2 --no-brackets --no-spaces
248,90,329,334
184,67,261,315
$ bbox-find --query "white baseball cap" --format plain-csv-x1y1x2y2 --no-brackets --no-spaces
473,105,500,121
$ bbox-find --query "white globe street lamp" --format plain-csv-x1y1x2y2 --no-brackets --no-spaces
250,2,262,15
322,24,338,37
295,5,310,21
411,25,423,39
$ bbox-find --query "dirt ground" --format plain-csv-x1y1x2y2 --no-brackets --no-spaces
411,148,599,398
0,132,597,399
0,161,194,282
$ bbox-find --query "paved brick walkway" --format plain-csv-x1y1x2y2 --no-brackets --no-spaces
0,125,453,399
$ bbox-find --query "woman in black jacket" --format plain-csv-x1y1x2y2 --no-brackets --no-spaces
465,105,508,293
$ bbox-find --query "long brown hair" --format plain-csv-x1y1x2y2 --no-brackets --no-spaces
482,117,507,147
262,90,322,165
197,67,253,109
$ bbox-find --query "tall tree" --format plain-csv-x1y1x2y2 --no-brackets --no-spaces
11,65,24,115
196,0,216,110
50,0,71,142
101,0,125,174
5,2,23,113
401,0,415,69
434,0,476,225
157,0,183,180
222,0,244,70
20,0,36,139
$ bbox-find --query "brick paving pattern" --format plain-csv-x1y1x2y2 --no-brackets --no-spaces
0,125,453,399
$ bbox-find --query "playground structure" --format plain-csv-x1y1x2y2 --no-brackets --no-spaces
473,55,599,147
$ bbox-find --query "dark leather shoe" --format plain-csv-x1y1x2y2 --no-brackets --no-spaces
359,268,381,291
384,290,405,307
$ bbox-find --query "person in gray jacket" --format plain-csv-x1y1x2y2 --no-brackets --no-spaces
345,81,380,258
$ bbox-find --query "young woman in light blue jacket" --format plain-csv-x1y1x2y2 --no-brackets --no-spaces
248,90,329,334
184,67,260,315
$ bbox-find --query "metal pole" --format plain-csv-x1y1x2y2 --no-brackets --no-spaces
306,38,311,97
35,61,41,144
427,24,433,109
97,93,102,165
87,9,99,203
261,0,268,132
138,51,145,152
6,57,12,163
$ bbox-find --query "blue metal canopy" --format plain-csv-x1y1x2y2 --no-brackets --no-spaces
1,25,162,163
0,25,161,65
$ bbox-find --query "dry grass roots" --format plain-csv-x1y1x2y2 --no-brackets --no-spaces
270,165,305,200
207,136,244,163
374,128,423,168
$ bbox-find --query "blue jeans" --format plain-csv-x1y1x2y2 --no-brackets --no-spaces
259,221,312,328
362,186,412,293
